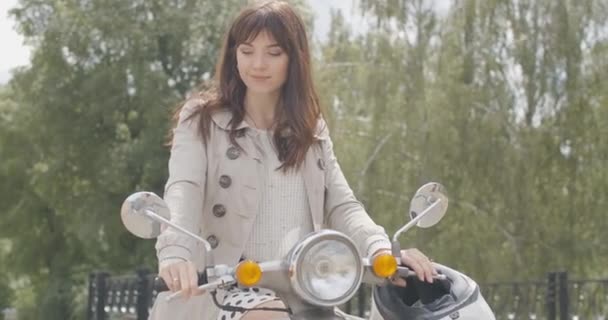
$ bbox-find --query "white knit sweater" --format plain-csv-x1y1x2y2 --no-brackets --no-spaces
243,130,314,262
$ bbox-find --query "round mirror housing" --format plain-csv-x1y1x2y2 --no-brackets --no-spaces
120,191,169,239
409,182,448,228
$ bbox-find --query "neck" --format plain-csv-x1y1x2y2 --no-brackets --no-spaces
244,90,280,129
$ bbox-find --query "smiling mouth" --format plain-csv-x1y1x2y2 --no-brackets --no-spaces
250,75,270,80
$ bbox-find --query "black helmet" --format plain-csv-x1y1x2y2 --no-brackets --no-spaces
372,263,495,320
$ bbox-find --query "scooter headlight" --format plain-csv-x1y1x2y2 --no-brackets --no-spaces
288,230,363,307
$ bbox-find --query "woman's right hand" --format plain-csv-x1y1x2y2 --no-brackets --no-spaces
159,260,204,298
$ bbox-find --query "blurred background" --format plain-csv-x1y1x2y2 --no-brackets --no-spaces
1,0,607,319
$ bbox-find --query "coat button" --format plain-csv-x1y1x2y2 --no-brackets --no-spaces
212,204,226,218
219,175,232,188
207,235,219,249
317,158,325,170
226,146,241,160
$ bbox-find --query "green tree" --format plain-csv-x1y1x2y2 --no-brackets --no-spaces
0,86,18,320
317,0,608,282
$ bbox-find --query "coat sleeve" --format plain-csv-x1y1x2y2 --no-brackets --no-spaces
321,125,392,258
155,100,207,270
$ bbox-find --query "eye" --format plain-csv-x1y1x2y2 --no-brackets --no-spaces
238,45,253,55
268,50,283,57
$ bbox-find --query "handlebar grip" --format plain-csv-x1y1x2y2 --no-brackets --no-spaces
396,266,446,281
153,271,208,292
396,266,415,278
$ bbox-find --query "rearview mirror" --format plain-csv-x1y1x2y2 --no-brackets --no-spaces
120,191,169,239
409,182,448,228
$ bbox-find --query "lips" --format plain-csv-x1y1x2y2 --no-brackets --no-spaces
250,75,270,80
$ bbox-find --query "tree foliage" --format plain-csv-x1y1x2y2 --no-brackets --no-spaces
316,0,608,282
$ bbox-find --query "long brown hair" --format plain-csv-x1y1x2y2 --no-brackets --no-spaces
171,0,322,171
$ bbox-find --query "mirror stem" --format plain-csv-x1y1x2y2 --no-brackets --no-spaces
391,198,443,260
144,209,215,267
391,240,401,260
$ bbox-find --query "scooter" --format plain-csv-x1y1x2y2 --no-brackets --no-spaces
120,182,450,319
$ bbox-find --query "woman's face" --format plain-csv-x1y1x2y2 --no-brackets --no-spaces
236,30,289,96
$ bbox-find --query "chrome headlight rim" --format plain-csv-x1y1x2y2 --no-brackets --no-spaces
288,230,363,307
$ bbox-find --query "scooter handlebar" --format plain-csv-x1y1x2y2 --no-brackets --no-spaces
153,271,208,292
396,266,446,281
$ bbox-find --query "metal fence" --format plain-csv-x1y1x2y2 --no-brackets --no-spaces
87,270,608,320
87,268,156,320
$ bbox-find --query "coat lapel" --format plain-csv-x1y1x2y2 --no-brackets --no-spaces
303,145,324,232
304,120,330,232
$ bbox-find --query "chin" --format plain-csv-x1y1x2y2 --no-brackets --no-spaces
245,84,282,95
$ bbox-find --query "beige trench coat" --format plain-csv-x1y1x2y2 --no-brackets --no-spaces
149,100,391,320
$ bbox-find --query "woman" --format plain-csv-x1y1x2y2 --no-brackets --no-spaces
151,1,436,319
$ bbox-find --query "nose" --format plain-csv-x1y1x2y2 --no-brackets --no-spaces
252,53,267,70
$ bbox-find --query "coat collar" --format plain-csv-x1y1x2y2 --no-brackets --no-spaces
210,109,250,131
210,109,330,140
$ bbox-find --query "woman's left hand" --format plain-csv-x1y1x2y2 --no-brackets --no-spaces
397,248,436,285
373,248,437,287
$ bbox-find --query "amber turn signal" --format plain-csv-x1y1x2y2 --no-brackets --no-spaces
372,253,398,278
235,260,262,286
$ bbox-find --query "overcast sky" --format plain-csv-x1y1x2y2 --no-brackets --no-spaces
0,0,31,84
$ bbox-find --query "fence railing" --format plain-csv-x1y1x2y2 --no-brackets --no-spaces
87,270,608,320
87,268,156,320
